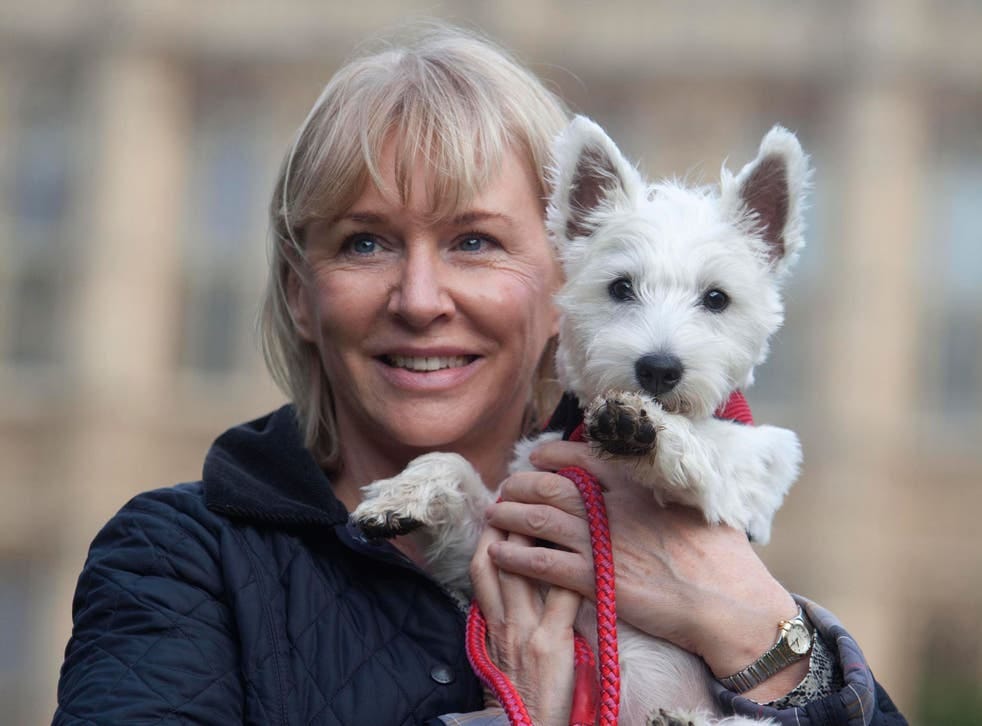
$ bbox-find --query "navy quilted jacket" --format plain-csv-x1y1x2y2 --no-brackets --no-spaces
55,405,484,725
57,404,907,725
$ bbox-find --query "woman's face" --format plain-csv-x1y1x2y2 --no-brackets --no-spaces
291,144,561,466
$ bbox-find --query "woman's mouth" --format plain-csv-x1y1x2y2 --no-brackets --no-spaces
381,354,478,372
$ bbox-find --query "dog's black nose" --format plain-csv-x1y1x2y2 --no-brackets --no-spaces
635,353,684,396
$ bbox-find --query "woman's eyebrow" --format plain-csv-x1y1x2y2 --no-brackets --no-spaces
335,211,387,225
331,210,514,227
337,212,387,224
452,210,513,226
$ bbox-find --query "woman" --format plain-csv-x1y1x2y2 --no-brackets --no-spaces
55,25,906,725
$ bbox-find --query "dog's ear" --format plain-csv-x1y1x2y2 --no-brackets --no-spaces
547,116,644,245
721,126,810,276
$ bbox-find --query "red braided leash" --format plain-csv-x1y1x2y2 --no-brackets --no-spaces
466,604,535,724
465,434,618,725
558,462,620,726
464,391,752,725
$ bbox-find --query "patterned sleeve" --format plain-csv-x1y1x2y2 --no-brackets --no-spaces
711,595,908,725
763,617,843,709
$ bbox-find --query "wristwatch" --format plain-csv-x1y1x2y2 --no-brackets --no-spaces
718,607,814,693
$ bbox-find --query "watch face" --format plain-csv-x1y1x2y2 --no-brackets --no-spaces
786,621,812,655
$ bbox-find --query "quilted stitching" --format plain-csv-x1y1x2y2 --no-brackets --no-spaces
56,481,482,725
57,487,244,724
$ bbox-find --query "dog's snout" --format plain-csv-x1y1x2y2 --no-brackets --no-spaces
635,353,684,396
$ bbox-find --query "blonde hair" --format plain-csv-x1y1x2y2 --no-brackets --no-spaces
260,24,569,469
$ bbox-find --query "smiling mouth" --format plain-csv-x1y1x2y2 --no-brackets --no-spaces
381,355,478,372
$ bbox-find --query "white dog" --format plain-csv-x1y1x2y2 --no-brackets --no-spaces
353,116,809,725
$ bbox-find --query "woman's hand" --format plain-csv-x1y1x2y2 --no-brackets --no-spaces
470,521,582,726
485,439,807,703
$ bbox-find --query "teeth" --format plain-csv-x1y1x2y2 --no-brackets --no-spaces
388,355,471,371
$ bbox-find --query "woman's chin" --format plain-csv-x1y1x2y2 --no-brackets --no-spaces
379,403,511,456
386,421,480,452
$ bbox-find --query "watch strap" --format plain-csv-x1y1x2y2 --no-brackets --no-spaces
718,608,813,694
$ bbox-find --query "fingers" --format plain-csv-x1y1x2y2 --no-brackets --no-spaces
527,440,631,492
496,532,542,618
486,501,590,554
527,439,593,473
488,539,595,599
471,518,584,726
488,469,597,599
542,585,582,629
498,469,586,517
473,527,559,626
470,524,507,623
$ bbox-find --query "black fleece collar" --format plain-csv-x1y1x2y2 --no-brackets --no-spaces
202,394,585,529
203,405,349,527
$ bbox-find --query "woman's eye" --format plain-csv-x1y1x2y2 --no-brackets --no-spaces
456,235,496,252
346,235,379,255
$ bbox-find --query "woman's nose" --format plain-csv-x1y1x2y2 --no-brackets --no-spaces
387,245,456,328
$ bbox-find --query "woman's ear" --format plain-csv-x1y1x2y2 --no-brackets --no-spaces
286,266,317,343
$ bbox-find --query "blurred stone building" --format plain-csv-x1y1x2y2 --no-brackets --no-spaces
1,1,981,723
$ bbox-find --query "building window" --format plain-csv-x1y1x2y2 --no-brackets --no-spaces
936,163,982,416
178,74,270,378
0,66,79,371
923,118,982,423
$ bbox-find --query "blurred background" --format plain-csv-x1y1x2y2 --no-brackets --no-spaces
1,0,980,723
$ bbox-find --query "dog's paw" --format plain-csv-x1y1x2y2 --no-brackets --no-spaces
350,472,429,540
585,392,659,456
350,452,479,540
352,507,424,539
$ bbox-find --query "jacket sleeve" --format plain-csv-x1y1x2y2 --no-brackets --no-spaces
55,486,244,725
713,596,909,725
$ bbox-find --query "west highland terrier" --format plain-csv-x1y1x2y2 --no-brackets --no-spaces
353,115,810,725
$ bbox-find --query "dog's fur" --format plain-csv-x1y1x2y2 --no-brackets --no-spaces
352,116,809,725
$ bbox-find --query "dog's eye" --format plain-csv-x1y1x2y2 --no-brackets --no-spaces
608,277,635,302
702,288,730,312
